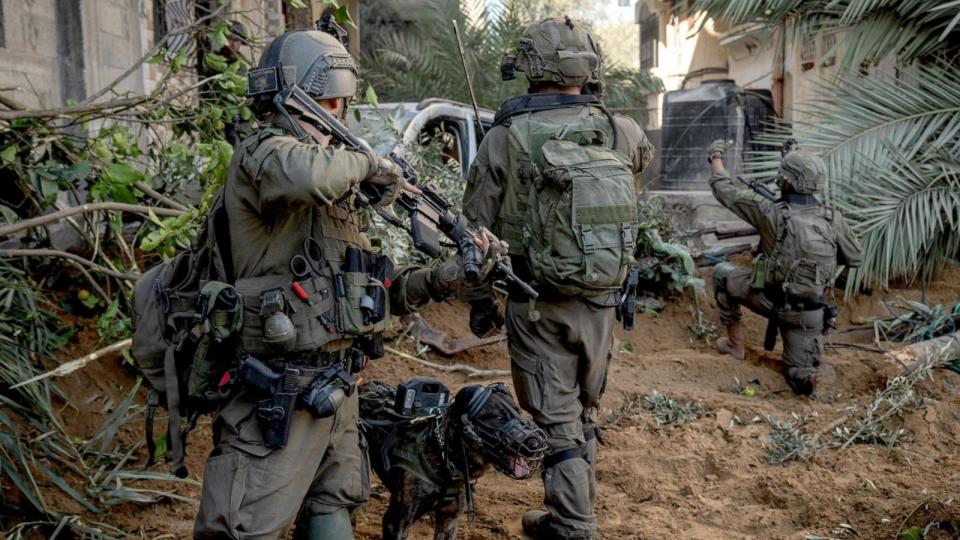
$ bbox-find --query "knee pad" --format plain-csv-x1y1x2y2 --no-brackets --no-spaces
784,366,817,395
295,509,354,540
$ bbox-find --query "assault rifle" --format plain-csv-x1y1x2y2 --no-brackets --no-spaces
267,82,539,299
725,138,800,202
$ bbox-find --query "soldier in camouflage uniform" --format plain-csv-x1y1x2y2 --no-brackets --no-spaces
194,30,485,540
707,140,862,395
462,17,653,539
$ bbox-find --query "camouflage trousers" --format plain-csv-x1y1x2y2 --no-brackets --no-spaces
194,388,368,539
713,263,825,394
506,297,615,540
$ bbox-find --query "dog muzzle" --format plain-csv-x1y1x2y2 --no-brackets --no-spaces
471,416,547,480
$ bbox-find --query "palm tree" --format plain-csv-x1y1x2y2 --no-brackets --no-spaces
688,0,960,293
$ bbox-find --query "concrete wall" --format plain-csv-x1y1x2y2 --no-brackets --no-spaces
632,0,885,128
0,0,284,110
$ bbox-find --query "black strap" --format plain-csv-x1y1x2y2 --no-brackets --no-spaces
493,93,600,126
784,193,818,205
144,389,160,468
544,447,583,469
764,307,781,352
584,425,604,445
164,342,189,478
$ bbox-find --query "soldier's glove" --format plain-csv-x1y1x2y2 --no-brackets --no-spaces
362,156,403,208
426,257,463,301
707,139,733,163
469,297,504,338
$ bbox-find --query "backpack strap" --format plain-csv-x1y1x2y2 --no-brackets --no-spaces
144,389,161,469
494,93,621,149
493,94,600,126
164,336,189,478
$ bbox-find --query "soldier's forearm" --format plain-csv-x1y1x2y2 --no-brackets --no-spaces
710,155,726,175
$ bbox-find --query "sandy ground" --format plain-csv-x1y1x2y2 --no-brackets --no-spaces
9,262,960,539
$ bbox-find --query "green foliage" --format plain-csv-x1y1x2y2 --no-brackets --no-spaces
766,412,821,465
873,298,960,344
360,0,662,119
643,390,702,426
635,198,705,296
0,265,194,534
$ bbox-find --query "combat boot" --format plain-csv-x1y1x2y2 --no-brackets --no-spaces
522,511,550,539
716,322,745,360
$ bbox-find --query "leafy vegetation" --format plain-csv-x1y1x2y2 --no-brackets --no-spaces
688,0,960,294
643,390,702,426
766,412,821,465
359,0,663,121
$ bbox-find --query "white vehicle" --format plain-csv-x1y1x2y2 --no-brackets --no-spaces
349,98,494,179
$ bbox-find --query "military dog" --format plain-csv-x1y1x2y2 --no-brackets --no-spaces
360,380,547,540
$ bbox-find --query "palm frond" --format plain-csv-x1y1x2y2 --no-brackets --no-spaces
738,61,960,292
687,0,960,66
843,151,960,292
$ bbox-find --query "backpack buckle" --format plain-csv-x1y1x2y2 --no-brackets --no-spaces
621,224,634,247
582,225,596,254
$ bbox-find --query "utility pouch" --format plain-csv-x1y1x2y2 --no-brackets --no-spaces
187,281,242,400
822,304,838,336
751,256,768,290
339,247,391,336
300,366,356,419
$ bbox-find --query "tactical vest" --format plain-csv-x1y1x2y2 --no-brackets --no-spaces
231,126,390,359
495,97,637,297
761,202,839,303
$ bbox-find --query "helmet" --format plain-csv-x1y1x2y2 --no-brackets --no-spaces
249,30,357,101
501,16,603,88
228,21,249,45
778,150,826,194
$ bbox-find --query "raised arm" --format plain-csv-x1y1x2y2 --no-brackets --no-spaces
240,135,376,211
707,146,775,232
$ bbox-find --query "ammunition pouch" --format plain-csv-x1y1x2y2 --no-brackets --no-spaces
341,271,390,336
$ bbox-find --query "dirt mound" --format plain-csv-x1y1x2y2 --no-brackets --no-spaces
9,265,960,539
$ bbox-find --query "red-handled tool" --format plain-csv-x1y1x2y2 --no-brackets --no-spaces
291,281,309,301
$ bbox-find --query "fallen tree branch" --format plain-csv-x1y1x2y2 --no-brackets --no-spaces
11,338,133,389
0,249,140,280
384,345,511,379
0,202,185,238
134,181,189,211
67,259,112,303
0,96,148,121
886,331,960,373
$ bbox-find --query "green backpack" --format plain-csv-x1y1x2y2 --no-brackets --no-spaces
507,112,638,298
130,189,240,477
768,204,838,303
